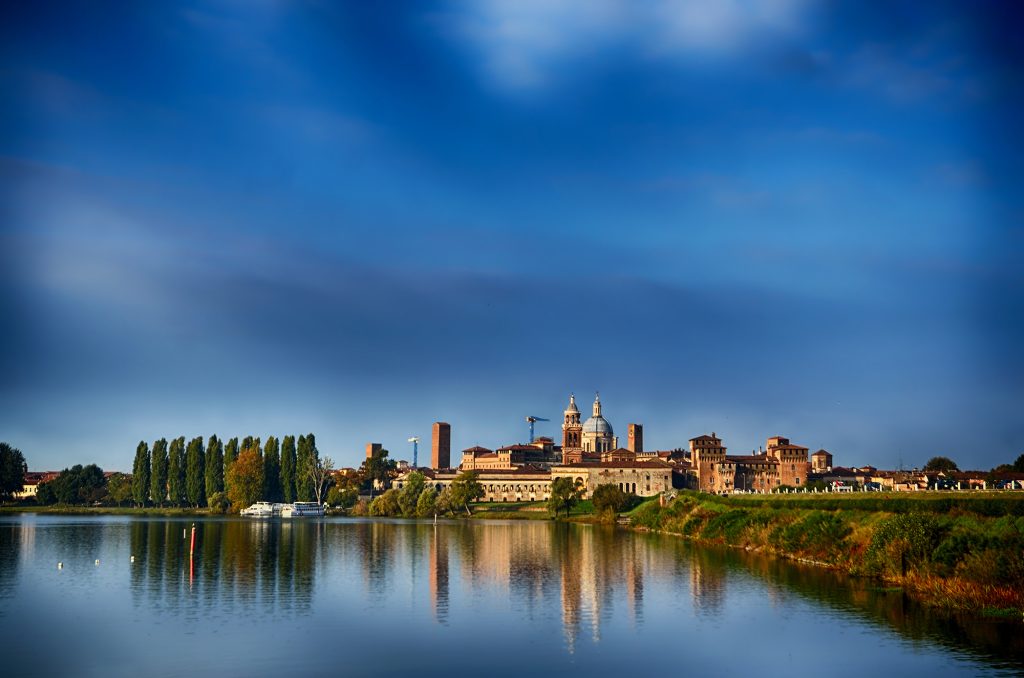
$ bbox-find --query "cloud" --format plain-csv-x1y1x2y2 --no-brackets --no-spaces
434,0,809,91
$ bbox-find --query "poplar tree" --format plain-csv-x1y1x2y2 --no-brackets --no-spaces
131,441,150,507
205,434,223,499
280,435,296,503
150,438,168,506
168,436,186,506
185,436,206,507
263,436,281,502
295,434,313,501
223,437,239,496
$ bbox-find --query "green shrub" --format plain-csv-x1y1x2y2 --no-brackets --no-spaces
864,513,946,578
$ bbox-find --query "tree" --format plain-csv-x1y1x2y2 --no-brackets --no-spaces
131,441,150,507
205,435,224,499
1014,454,1024,473
398,471,426,517
185,436,206,507
49,464,106,505
280,435,297,503
226,447,265,510
548,476,582,517
592,483,629,514
307,455,334,505
106,472,132,506
368,489,400,516
0,442,27,501
168,436,186,506
435,487,453,517
295,434,318,501
361,448,396,496
150,438,168,506
223,437,239,496
326,485,359,509
263,436,281,502
923,456,958,473
416,487,438,518
449,471,484,516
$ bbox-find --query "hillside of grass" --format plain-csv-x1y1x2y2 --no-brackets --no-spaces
629,491,1024,614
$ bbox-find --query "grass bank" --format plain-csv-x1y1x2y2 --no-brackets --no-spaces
628,491,1024,614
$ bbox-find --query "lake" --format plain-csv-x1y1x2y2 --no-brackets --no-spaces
1,515,1021,677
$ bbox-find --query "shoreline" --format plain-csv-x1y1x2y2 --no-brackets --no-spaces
7,497,1024,618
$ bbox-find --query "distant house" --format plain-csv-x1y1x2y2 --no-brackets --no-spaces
14,471,60,500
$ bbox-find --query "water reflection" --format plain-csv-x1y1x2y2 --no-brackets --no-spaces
0,515,1021,676
128,520,320,618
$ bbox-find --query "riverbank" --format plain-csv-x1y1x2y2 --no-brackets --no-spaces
627,491,1024,615
0,505,215,516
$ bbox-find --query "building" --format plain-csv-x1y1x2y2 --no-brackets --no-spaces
689,433,810,494
628,423,643,454
811,449,833,473
366,442,382,460
14,471,59,500
405,467,553,503
765,436,810,488
551,459,672,498
561,393,583,458
581,393,618,454
432,422,451,470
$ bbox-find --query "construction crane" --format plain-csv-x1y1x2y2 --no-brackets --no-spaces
525,416,550,443
407,436,420,468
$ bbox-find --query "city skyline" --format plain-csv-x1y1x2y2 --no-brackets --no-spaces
2,2,1022,472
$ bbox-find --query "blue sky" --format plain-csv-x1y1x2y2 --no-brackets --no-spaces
2,1,1022,472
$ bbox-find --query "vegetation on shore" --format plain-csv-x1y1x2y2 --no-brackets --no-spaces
628,491,1024,614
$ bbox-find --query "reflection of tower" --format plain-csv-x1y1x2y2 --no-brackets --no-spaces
561,394,583,464
431,422,451,470
429,528,449,625
560,530,581,653
690,550,725,616
625,550,644,627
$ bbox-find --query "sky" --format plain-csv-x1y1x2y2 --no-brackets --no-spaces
2,1,1022,473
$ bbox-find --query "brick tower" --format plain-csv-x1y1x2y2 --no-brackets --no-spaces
432,422,451,470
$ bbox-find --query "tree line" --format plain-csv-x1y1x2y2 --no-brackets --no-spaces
130,433,329,510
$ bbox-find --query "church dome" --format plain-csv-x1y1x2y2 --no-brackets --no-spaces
582,416,613,435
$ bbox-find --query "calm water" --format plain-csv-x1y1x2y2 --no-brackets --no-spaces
1,515,1022,677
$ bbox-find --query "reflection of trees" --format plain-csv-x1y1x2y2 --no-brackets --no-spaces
726,548,1024,665
0,524,22,611
128,519,318,617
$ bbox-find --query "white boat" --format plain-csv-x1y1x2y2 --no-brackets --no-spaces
240,502,276,517
281,502,325,518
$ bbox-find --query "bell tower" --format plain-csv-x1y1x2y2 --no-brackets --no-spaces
562,393,583,463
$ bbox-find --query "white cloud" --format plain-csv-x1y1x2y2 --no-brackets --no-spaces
435,0,809,91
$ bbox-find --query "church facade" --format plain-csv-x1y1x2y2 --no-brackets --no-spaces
562,393,619,462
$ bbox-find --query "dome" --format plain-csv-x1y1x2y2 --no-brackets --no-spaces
582,416,613,435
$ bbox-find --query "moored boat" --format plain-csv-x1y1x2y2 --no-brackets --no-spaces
281,501,325,517
240,501,276,517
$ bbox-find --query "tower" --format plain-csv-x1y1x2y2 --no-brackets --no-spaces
628,423,643,454
432,422,451,470
562,393,583,463
366,442,382,460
